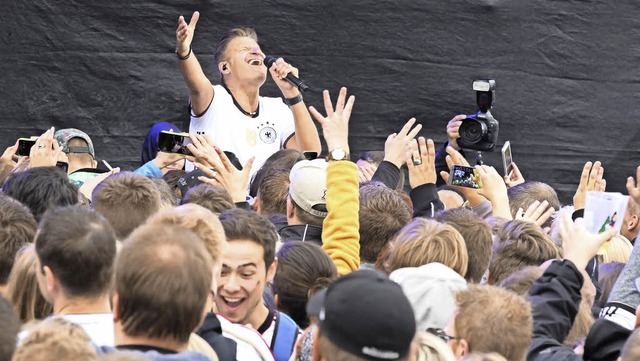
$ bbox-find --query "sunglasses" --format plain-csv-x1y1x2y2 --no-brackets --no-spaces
426,328,460,343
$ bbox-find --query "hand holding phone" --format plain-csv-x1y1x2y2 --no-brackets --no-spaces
17,138,38,156
502,141,513,177
448,165,482,189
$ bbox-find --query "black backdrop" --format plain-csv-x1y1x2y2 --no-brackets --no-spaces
3,0,640,203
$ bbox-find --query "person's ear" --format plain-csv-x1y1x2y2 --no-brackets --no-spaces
219,62,230,75
42,266,58,295
267,257,278,283
629,215,639,230
253,195,261,213
286,197,295,219
450,338,469,359
274,293,280,308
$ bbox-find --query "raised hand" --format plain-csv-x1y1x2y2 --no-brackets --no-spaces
439,146,485,207
176,11,200,57
29,127,63,168
407,137,436,188
446,114,465,150
309,87,355,154
516,200,555,228
504,162,525,188
559,212,616,271
383,117,422,169
358,161,377,183
475,165,512,219
573,161,605,210
194,145,254,203
626,166,640,206
0,140,19,171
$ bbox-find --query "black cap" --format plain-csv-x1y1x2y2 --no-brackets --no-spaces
313,270,416,360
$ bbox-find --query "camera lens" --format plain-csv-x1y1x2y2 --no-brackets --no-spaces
459,119,487,145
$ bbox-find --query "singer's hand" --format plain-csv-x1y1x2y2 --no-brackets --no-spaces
176,11,199,57
269,57,300,98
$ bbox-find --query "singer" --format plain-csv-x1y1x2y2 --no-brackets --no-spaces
175,11,321,174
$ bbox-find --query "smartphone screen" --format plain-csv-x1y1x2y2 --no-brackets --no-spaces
157,131,193,156
502,141,513,177
448,165,483,189
16,138,37,156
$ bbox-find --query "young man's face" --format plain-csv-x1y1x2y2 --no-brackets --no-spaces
215,239,275,327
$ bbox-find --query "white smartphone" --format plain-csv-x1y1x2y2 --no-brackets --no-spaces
502,141,514,177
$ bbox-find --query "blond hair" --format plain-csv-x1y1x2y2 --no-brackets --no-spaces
600,235,632,263
414,331,456,361
386,218,468,277
4,244,52,323
454,285,532,361
13,317,98,361
461,353,508,361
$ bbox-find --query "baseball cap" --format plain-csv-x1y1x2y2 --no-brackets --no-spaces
289,159,328,218
311,270,416,360
54,128,95,158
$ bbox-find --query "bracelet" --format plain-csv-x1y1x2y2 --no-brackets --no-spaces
176,46,192,60
283,93,303,107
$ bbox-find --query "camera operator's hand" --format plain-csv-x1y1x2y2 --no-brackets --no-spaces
29,127,62,168
176,11,199,58
439,146,485,207
573,161,605,210
446,114,465,151
407,137,436,188
475,165,512,220
515,200,555,229
383,118,422,169
560,212,616,271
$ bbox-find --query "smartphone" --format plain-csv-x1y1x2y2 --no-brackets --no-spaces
303,151,318,160
157,131,193,156
448,165,483,189
16,138,37,156
502,141,513,177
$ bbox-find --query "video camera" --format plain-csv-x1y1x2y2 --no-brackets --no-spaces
457,80,499,152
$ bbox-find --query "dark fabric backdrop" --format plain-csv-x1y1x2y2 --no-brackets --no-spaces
2,0,639,203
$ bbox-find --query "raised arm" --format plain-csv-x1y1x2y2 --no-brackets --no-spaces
176,11,214,116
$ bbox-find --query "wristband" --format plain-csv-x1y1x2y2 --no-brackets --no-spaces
283,93,303,107
176,46,192,60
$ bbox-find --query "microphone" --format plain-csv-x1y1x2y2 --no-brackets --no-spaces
264,55,310,92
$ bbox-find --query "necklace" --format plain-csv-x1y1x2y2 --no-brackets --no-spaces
222,83,260,118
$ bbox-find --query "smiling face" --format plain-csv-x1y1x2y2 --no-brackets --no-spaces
221,37,267,86
215,239,275,327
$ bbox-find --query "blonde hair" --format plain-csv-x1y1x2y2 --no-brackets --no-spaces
13,317,98,361
386,218,468,277
600,235,632,263
145,204,226,264
461,353,508,361
4,244,53,323
414,331,456,361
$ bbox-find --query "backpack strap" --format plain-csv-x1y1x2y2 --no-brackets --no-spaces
271,312,299,361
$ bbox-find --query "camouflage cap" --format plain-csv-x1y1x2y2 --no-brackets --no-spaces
54,128,95,158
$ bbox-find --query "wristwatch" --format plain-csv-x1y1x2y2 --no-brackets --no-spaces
326,148,349,161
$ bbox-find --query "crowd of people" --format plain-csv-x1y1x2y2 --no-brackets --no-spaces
2,10,640,361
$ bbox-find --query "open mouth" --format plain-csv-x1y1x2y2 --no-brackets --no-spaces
247,58,263,66
222,296,245,308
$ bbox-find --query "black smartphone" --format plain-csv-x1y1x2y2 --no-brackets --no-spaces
17,138,37,156
448,165,483,189
502,141,514,177
157,131,193,156
303,151,318,160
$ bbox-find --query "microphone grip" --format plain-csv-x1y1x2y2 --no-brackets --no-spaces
265,55,310,92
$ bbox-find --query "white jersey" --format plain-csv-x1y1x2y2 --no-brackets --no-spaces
189,85,295,175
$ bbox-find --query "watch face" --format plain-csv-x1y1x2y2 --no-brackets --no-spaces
331,149,346,160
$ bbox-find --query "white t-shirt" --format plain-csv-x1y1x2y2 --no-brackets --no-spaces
189,85,296,175
63,313,115,346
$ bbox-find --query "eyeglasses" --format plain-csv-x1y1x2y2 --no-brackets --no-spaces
426,328,460,343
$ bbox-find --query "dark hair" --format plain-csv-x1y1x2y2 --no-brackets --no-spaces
249,149,306,197
257,168,290,216
291,198,326,227
181,184,235,214
435,208,492,283
0,195,37,284
507,181,560,228
219,208,277,269
213,27,259,80
116,224,212,344
273,242,337,328
2,167,78,221
358,183,411,264
148,177,177,208
35,205,117,298
597,262,626,308
91,171,161,240
0,295,20,361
